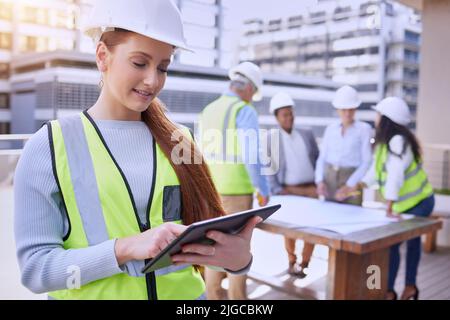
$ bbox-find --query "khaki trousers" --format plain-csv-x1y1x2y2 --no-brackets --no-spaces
324,164,363,206
204,194,253,300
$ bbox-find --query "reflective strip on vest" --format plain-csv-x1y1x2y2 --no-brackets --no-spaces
199,95,255,195
382,162,423,181
58,115,109,246
221,99,241,159
404,163,422,180
398,179,430,202
375,144,433,213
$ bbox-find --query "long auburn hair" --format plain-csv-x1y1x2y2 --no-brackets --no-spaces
375,115,422,162
100,30,225,225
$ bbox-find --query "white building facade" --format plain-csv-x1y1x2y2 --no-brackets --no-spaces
239,0,421,120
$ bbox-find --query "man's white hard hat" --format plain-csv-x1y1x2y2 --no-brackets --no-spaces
270,92,295,114
83,0,192,51
372,97,411,126
332,85,362,109
229,61,263,101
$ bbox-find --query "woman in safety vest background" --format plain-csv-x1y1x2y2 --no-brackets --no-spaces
14,0,260,300
337,97,435,300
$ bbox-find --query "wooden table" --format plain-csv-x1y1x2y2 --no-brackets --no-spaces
253,215,442,300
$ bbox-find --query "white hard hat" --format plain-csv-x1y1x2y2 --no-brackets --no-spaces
332,85,361,109
82,0,192,51
372,97,411,126
270,92,295,114
229,61,263,101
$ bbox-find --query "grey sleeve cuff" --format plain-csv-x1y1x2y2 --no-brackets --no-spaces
119,259,145,277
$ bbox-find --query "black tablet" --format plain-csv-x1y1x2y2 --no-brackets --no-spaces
141,204,281,273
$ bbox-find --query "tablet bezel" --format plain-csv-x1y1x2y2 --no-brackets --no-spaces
141,204,281,274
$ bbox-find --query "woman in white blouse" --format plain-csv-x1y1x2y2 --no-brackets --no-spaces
315,85,373,205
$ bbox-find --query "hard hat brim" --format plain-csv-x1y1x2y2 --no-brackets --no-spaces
371,105,411,126
270,105,293,114
332,103,361,109
83,25,195,53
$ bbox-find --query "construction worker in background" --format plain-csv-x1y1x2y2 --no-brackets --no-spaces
14,0,262,300
337,97,434,300
266,92,319,278
315,85,372,205
198,61,270,300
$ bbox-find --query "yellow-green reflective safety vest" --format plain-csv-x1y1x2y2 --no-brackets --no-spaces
47,111,205,300
198,94,255,195
375,144,433,213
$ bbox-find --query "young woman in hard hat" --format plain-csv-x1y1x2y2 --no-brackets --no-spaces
14,0,260,300
315,85,373,205
339,97,435,300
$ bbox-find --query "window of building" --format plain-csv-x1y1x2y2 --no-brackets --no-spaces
404,68,419,81
330,47,379,59
0,63,9,79
288,15,303,29
19,36,48,53
47,38,75,51
310,11,326,24
0,93,9,108
403,85,418,98
333,6,352,21
0,122,10,134
405,30,420,45
0,32,12,50
55,10,76,29
310,11,326,19
20,36,35,52
360,2,379,16
21,6,38,24
244,18,264,25
404,49,420,63
0,2,13,20
356,83,378,92
36,7,49,25
385,3,394,16
268,19,282,32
